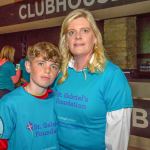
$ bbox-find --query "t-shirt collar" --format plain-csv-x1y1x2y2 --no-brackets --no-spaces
68,54,94,71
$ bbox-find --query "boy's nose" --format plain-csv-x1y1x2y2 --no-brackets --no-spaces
45,66,51,74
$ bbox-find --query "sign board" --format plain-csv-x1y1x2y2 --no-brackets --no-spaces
0,0,149,27
131,98,150,138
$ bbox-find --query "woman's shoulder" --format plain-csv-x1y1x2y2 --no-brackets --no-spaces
102,60,125,80
105,60,122,73
0,61,15,70
4,61,14,67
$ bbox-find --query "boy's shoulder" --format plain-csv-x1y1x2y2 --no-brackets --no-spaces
0,87,24,104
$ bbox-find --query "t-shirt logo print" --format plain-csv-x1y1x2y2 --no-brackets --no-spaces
27,121,34,135
0,117,4,137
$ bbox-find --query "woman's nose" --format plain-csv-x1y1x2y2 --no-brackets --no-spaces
75,31,82,39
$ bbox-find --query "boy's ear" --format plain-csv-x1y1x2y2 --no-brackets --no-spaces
25,61,31,73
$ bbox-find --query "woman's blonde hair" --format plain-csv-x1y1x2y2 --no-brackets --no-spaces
58,9,106,83
0,45,15,62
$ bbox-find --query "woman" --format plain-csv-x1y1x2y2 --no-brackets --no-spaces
0,45,20,98
54,9,133,150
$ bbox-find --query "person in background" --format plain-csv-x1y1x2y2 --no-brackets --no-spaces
54,9,133,150
0,42,62,150
0,45,21,98
19,55,30,84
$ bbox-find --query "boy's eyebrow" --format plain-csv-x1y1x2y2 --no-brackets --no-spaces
35,59,59,65
50,62,60,66
35,59,46,62
48,59,60,64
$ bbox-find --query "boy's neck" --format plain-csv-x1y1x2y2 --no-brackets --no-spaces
23,83,53,99
25,84,47,96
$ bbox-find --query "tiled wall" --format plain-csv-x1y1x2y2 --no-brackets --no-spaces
104,17,137,69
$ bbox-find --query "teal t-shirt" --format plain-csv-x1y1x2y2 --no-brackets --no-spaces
0,61,16,91
19,58,30,82
0,87,59,150
54,61,133,150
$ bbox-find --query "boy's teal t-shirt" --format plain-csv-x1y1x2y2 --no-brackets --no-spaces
0,61,16,91
54,61,133,150
0,87,59,150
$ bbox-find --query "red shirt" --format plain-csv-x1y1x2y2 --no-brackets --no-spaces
0,140,8,150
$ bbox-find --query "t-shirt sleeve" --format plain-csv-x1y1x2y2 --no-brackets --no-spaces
9,63,16,77
0,99,15,139
104,68,133,112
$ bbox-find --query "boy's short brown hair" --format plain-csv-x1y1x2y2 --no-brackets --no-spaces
27,42,62,66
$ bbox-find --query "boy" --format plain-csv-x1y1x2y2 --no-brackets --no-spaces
0,42,62,150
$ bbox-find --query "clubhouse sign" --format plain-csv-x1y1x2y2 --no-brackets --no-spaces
0,0,148,26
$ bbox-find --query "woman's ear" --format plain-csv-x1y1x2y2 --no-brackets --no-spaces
94,38,97,45
25,61,31,73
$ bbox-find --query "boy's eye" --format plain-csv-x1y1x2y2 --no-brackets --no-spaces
50,64,59,71
38,62,44,66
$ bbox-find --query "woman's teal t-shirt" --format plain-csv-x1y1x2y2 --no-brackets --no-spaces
0,61,16,91
54,61,133,150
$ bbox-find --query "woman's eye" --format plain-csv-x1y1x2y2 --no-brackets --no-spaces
67,30,76,36
82,28,89,33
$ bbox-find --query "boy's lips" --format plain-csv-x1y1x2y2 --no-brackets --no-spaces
42,76,50,80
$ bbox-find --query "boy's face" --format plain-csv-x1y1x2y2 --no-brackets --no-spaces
25,56,59,89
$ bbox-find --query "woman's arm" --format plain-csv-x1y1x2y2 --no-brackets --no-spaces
105,108,132,150
11,69,21,84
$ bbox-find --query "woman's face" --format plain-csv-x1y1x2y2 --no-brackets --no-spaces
66,17,96,59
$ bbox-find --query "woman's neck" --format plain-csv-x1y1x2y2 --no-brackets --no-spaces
73,54,92,71
74,60,87,71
